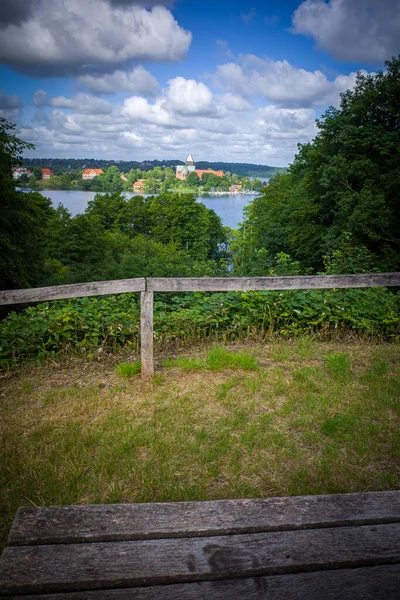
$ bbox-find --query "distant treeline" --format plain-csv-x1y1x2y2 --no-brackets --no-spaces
22,157,284,178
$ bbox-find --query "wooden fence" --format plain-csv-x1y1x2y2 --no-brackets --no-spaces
1,273,399,378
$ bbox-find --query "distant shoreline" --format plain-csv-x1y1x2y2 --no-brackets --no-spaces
20,185,262,197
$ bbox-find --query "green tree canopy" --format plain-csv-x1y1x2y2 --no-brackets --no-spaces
0,119,55,289
238,55,400,273
186,172,200,187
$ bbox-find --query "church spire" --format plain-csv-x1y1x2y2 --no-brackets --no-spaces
186,154,194,166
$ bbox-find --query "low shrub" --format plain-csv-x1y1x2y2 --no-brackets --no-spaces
0,287,399,368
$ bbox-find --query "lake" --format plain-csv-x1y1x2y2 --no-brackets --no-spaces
36,190,258,229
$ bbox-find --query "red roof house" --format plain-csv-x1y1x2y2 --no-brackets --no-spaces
41,168,53,180
82,169,104,180
133,179,145,192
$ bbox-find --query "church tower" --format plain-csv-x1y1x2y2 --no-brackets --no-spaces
186,154,195,166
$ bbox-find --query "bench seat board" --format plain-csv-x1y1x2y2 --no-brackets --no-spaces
5,565,400,600
7,491,400,546
1,523,400,595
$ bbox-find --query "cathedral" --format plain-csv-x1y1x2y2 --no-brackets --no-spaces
175,154,196,180
175,154,224,181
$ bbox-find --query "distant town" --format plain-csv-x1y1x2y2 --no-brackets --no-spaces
15,155,285,194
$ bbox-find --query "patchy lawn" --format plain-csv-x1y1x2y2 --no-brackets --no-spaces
1,339,399,550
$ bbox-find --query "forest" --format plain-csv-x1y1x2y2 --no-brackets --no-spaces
1,56,399,366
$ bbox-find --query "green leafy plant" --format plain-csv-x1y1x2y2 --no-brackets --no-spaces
0,287,399,369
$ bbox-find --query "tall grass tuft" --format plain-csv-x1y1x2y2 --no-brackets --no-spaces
115,361,141,379
324,352,351,382
163,347,258,371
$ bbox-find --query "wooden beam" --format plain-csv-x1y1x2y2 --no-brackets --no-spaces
0,279,146,306
1,523,399,594
10,565,400,599
140,291,154,379
147,273,400,292
8,491,400,545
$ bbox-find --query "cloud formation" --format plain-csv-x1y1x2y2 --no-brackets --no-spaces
34,91,113,114
166,77,214,116
0,0,192,76
0,0,33,28
0,90,23,119
22,68,322,166
20,46,370,166
76,67,159,96
216,56,363,107
291,0,400,63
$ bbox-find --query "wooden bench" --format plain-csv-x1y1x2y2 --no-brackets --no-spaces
1,491,399,598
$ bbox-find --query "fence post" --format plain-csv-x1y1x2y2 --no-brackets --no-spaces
141,291,154,378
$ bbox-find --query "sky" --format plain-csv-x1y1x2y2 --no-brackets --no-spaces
0,0,399,166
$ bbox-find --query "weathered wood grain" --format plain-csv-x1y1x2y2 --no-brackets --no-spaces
1,274,399,306
1,523,399,594
7,565,400,599
0,279,146,306
8,492,400,546
140,291,154,379
147,273,400,292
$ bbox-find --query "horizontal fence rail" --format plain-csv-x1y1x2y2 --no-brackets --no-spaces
1,273,399,378
147,273,400,292
0,278,146,306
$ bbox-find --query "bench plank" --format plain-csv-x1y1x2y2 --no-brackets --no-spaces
6,565,400,600
8,492,400,546
1,524,399,595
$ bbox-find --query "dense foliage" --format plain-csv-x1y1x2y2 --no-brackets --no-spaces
1,287,399,367
41,191,228,285
237,56,400,274
0,119,54,289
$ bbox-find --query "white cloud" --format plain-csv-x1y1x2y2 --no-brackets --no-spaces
34,91,113,114
122,96,172,125
256,105,317,137
291,0,400,62
76,67,159,96
0,0,192,75
216,56,365,107
166,77,214,116
23,87,317,166
218,93,251,112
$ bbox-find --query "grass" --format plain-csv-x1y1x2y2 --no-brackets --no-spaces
115,361,141,379
163,347,258,371
1,339,399,551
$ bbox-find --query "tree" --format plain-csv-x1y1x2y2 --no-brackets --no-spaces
85,192,127,229
186,172,200,188
91,166,123,192
33,166,42,180
238,56,400,273
18,173,29,186
0,119,55,289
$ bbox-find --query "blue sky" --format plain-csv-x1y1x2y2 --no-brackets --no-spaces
0,0,399,166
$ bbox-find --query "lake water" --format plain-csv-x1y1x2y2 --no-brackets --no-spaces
36,189,257,229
